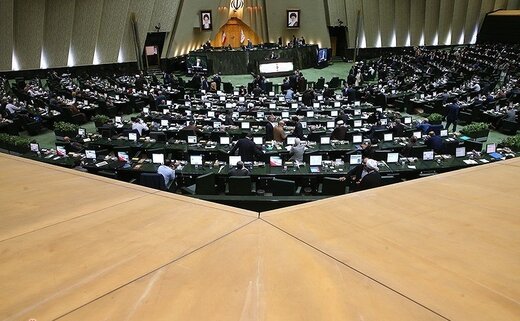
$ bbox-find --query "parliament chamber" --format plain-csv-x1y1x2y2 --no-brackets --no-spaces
1,0,520,320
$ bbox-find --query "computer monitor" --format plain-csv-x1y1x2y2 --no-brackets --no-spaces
207,111,215,118
161,119,169,127
387,152,399,163
213,122,221,129
219,96,225,101
279,96,285,102
352,135,362,143
229,155,241,166
185,101,191,107
301,121,307,129
187,136,197,144
333,102,340,108
455,146,466,158
128,132,138,142
350,154,362,165
291,103,298,109
257,111,264,118
232,112,239,118
326,121,335,129
404,117,412,124
376,107,383,113
117,151,129,162
287,137,296,145
486,143,496,154
269,91,275,97
253,136,263,145
380,118,388,126
152,153,165,164
143,107,150,114
269,103,276,109
115,116,122,123
78,128,86,137
354,101,360,106
56,145,67,156
282,111,290,118
233,90,239,96
320,136,331,144
313,102,320,108
413,131,422,139
269,156,283,167
440,129,448,137
307,111,315,118
423,150,434,161
30,143,39,152
383,133,393,142
162,108,169,115
354,120,362,127
166,100,172,105
190,155,203,165
220,136,231,145
185,110,192,116
317,95,323,101
205,102,212,108
331,110,339,117
85,150,96,159
309,155,323,166
241,122,250,129
354,109,361,116
239,96,245,102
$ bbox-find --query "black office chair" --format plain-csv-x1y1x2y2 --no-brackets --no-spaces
140,173,173,191
271,178,301,196
463,140,483,152
226,176,256,195
318,177,347,195
182,172,217,195
498,120,518,135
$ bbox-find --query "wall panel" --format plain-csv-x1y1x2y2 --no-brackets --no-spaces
345,0,364,48
409,0,426,45
394,0,410,46
42,0,75,68
494,0,508,9
0,0,14,71
378,0,395,47
327,0,347,27
362,0,380,47
464,0,482,43
70,0,103,66
438,0,455,45
451,0,468,44
96,0,130,64
149,0,180,32
424,0,441,45
13,0,45,70
506,0,520,9
119,0,156,63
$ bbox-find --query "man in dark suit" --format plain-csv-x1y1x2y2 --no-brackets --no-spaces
356,159,382,191
445,98,460,132
229,161,250,176
424,131,444,154
291,116,304,139
229,133,263,161
265,115,275,141
391,118,405,137
330,120,348,140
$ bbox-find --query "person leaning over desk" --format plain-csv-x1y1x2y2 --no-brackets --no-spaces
157,159,178,188
229,161,250,176
340,158,382,192
288,138,305,163
229,133,263,161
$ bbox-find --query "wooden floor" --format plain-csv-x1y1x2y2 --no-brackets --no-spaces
1,153,519,321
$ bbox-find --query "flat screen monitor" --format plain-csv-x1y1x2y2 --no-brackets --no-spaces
350,154,362,165
253,136,263,145
56,145,67,156
213,121,221,129
162,108,169,115
190,155,203,165
301,121,307,129
282,111,289,118
269,91,275,97
309,155,323,166
128,132,138,142
413,131,422,139
313,102,320,108
354,109,361,116
440,129,448,137
334,102,341,108
143,107,149,114
78,128,86,137
219,96,225,101
161,119,169,127
207,111,215,118
326,121,335,129
279,96,285,102
269,156,283,167
115,95,120,100
187,56,208,72
307,111,314,117
269,103,276,109
239,96,245,102
404,117,412,124
286,137,296,145
166,100,172,105
352,135,363,143
30,143,39,152
229,155,241,166
320,136,331,144
241,122,250,129
383,133,393,142
331,110,339,117
152,153,165,164
423,150,434,161
226,103,234,108
317,95,323,101
486,143,496,154
380,118,388,126
354,101,360,106
117,151,129,162
354,120,362,127
232,112,239,118
387,152,399,163
205,102,212,108
376,107,383,113
317,48,328,63
220,136,231,145
257,111,264,118
85,150,96,159
185,110,192,116
187,135,197,144
233,91,239,96
115,116,122,123
185,101,191,107
455,146,466,158
291,103,298,109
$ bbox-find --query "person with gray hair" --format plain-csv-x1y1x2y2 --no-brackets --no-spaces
289,137,305,162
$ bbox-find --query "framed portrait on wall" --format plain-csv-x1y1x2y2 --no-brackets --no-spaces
287,10,300,28
200,10,212,30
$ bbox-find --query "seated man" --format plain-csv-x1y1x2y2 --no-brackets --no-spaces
424,131,444,154
288,138,305,163
229,161,250,176
131,117,149,136
330,120,347,140
157,159,177,188
341,158,382,192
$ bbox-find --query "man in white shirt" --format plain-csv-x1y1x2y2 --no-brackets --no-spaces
131,117,149,136
157,159,176,187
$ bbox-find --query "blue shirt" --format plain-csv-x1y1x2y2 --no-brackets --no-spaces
157,165,175,186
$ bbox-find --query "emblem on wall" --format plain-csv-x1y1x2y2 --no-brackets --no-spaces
230,0,244,12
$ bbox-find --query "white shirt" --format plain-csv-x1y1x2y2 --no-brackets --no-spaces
132,121,149,135
157,165,175,186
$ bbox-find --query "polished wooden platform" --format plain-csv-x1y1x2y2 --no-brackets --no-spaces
1,153,519,320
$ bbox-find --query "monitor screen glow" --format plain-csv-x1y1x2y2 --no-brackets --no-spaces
207,111,215,118
190,155,203,165
354,109,361,116
241,122,250,129
413,131,422,139
320,137,331,144
269,156,283,167
440,129,448,137
152,153,165,164
313,102,320,108
257,111,264,118
282,111,289,118
56,146,67,156
253,136,263,145
380,118,388,126
239,96,245,102
128,133,138,142
350,154,362,165
78,128,86,136
486,143,496,154
229,156,241,166
455,147,466,157
326,121,335,128
286,137,296,145
161,119,169,127
30,143,39,152
85,150,96,159
383,133,393,142
291,103,298,109
187,136,197,144
353,135,362,143
220,136,231,145
307,111,314,117
115,116,122,123
404,117,412,124
117,151,129,162
309,155,323,166
423,150,434,161
331,110,338,117
387,152,399,163
354,120,362,127
213,122,221,129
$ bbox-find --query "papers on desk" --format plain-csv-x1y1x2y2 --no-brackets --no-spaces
285,146,292,152
479,159,489,163
95,161,109,167
407,165,416,169
489,152,504,160
463,159,478,165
